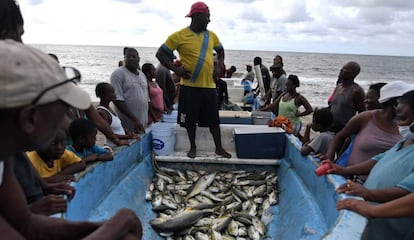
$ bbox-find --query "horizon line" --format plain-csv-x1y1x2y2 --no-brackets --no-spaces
28,42,414,58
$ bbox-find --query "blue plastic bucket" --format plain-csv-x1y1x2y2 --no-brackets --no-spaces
151,123,176,156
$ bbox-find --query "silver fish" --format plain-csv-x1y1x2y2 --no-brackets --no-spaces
158,167,179,176
187,198,200,207
227,220,240,237
268,190,279,205
226,201,242,211
252,217,267,235
236,216,252,226
262,198,271,211
155,178,166,192
212,216,231,231
173,175,188,183
254,197,263,204
232,212,254,220
265,172,276,180
194,217,214,227
253,185,267,197
217,184,231,193
232,193,242,203
208,185,221,193
186,173,216,201
194,232,209,240
224,172,234,179
236,180,267,186
266,174,278,183
249,203,257,216
186,170,200,181
241,200,251,212
212,228,222,240
175,189,188,196
167,184,193,191
163,209,177,215
248,225,261,240
238,226,248,237
150,209,213,235
195,195,214,205
145,183,154,201
222,234,236,240
244,186,255,198
162,198,178,210
184,235,196,240
152,195,163,208
192,202,216,210
216,191,232,199
232,187,248,201
158,212,170,218
156,173,174,184
201,190,225,202
176,169,186,180
173,192,184,204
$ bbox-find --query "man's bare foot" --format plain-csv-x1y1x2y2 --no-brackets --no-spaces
216,148,232,158
187,148,196,158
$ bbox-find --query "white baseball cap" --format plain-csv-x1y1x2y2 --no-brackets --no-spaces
0,40,90,109
379,81,414,104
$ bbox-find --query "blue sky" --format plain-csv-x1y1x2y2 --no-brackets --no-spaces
19,0,414,56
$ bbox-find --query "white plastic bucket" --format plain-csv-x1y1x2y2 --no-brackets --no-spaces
162,111,178,123
151,123,176,156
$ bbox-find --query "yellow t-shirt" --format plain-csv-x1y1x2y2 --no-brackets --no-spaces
162,27,223,88
27,150,81,178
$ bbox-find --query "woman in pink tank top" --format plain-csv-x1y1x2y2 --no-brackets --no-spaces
322,83,404,177
142,63,165,124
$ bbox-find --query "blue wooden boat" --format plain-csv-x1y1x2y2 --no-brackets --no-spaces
65,120,367,239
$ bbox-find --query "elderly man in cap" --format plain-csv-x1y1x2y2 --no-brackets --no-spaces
269,60,287,103
0,40,142,239
156,1,231,159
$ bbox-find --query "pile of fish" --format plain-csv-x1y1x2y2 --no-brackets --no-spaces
147,167,279,239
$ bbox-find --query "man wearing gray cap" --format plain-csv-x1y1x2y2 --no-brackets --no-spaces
269,62,287,102
0,40,142,239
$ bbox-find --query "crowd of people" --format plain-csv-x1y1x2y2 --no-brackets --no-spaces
234,38,414,239
1,0,414,239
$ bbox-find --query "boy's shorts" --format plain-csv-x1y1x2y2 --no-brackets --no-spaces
178,86,219,128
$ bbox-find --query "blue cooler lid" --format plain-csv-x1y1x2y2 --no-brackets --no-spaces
233,126,285,134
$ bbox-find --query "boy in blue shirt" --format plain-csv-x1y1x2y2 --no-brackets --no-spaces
67,119,113,162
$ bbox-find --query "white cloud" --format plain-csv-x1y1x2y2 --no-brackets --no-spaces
17,0,414,56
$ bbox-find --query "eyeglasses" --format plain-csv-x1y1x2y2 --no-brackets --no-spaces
30,66,81,106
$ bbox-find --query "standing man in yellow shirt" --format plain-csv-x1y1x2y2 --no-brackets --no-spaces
156,1,231,159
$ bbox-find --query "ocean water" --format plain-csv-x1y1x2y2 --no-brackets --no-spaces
33,44,414,107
